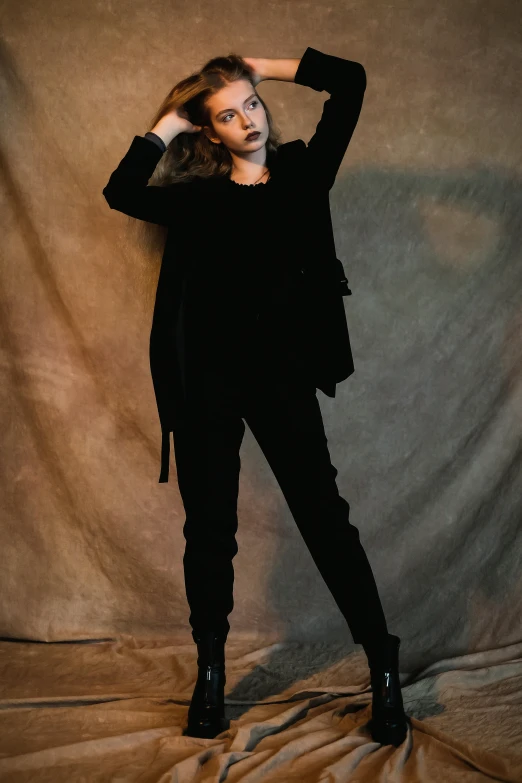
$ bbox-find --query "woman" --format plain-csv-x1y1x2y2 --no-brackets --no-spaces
102,46,410,747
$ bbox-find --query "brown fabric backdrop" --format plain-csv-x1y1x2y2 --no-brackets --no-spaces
1,0,521,779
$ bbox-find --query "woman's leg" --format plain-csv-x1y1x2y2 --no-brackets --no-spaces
242,378,389,646
172,369,246,642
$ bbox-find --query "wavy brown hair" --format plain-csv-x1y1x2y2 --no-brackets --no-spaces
124,52,283,308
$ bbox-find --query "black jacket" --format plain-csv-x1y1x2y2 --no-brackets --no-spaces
102,46,367,483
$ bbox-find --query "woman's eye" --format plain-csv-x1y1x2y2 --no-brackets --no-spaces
223,101,258,122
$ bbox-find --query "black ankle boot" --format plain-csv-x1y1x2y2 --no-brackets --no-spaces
184,630,230,739
363,633,410,747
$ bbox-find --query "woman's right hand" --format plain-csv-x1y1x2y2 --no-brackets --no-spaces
150,107,202,146
168,106,203,134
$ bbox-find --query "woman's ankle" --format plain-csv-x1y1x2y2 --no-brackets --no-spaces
360,631,396,669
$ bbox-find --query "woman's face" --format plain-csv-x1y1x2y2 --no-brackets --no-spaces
204,79,268,154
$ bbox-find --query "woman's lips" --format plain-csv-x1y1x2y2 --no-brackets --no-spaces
245,132,260,141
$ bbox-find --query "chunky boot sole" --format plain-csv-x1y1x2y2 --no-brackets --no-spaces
183,631,229,739
368,712,410,747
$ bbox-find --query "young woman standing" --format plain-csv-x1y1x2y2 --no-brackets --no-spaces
103,46,411,747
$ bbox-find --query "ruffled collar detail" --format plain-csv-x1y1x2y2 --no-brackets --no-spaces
227,174,271,188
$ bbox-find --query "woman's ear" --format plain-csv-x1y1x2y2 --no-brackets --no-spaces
203,126,221,145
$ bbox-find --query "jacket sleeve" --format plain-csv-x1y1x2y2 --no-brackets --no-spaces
102,135,190,225
143,131,167,153
294,46,367,191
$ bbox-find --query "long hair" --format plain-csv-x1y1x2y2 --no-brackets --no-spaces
124,53,283,309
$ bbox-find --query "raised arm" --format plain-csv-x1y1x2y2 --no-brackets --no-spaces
102,114,197,225
262,47,367,191
297,47,366,190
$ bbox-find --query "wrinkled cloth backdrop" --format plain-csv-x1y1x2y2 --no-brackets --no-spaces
1,0,521,781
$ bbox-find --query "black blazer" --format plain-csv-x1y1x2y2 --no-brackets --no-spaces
102,46,367,482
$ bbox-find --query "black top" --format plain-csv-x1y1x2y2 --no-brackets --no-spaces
145,133,309,392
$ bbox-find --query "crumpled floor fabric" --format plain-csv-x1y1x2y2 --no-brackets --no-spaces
0,634,520,782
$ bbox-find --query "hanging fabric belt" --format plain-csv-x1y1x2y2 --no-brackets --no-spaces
159,427,171,483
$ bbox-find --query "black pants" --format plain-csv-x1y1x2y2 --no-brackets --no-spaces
172,362,389,646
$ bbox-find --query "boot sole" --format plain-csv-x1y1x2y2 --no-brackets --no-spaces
184,716,230,739
368,714,410,747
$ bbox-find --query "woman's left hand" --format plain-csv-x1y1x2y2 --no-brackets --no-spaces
242,57,264,86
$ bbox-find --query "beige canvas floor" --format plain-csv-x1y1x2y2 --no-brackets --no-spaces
0,634,520,782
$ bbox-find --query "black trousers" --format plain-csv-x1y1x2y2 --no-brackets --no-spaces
172,361,389,646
